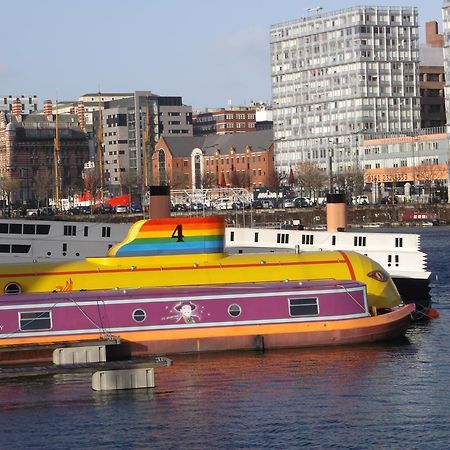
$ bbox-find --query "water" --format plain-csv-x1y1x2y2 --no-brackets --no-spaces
1,227,450,449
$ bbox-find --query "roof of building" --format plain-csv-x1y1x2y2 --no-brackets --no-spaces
420,46,444,66
161,129,273,157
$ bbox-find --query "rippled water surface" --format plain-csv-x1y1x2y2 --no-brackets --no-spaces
1,227,450,450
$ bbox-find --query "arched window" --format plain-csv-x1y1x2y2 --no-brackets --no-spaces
194,153,202,189
158,149,166,185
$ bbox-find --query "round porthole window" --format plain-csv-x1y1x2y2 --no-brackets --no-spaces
228,304,241,317
4,282,22,295
133,309,146,322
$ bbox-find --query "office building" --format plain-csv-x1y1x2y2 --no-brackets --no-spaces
271,6,421,175
0,95,38,115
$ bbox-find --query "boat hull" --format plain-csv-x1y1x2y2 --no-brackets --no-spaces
0,280,414,363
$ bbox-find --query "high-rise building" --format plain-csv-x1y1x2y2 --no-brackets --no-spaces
271,6,420,176
443,0,450,130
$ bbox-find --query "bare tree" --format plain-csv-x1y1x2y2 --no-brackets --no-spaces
32,168,53,208
294,162,327,199
229,170,251,189
170,172,189,189
202,172,217,189
0,176,21,216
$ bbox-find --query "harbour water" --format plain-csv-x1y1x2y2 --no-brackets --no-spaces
1,227,450,449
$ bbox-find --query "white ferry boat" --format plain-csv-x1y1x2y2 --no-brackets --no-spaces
0,218,130,263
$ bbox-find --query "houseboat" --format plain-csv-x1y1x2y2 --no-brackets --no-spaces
0,279,415,360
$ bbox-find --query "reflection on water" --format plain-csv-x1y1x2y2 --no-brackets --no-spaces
1,227,450,449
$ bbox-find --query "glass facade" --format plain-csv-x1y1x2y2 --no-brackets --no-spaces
271,6,420,175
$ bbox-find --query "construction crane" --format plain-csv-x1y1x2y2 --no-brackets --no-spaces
53,101,61,212
143,104,151,188
96,95,105,204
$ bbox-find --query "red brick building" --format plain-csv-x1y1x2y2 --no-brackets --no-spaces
152,130,275,190
192,107,256,135
0,105,89,205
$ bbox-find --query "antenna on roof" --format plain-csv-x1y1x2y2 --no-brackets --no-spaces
305,6,323,13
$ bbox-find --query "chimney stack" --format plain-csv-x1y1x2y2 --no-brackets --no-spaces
11,99,22,119
43,99,53,117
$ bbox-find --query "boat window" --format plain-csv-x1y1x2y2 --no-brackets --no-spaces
84,226,89,237
4,282,22,294
9,223,22,234
19,311,51,331
133,309,146,322
289,297,319,316
36,225,51,235
11,245,31,254
332,235,336,245
254,232,259,243
301,234,314,245
277,233,289,244
23,224,36,234
230,231,234,242
102,227,111,238
228,304,241,317
353,236,367,247
64,225,76,236
0,244,10,253
395,237,403,248
0,224,7,233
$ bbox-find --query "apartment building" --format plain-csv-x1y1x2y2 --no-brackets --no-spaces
0,95,38,115
420,21,445,128
271,6,421,175
193,107,256,135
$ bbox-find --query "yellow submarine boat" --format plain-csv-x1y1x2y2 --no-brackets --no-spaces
0,216,401,309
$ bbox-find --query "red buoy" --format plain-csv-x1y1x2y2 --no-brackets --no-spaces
427,307,440,319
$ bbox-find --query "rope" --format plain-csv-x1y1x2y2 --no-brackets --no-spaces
336,284,367,312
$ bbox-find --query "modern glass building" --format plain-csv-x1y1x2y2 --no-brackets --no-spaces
271,6,421,177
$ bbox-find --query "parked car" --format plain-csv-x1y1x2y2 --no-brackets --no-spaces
212,198,234,210
293,197,310,208
353,195,370,205
283,199,295,208
130,203,142,213
252,199,274,209
380,196,398,205
94,203,114,214
114,205,129,213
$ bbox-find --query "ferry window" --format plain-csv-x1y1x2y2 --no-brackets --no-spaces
64,225,76,236
102,227,111,238
395,237,403,248
19,311,51,331
228,304,241,317
23,224,36,234
36,225,51,235
5,282,22,294
289,297,319,316
332,236,336,245
63,243,67,252
230,231,235,242
254,232,259,243
301,234,314,245
353,236,366,247
11,245,31,254
84,226,89,237
133,309,146,322
0,244,10,253
9,223,22,234
0,224,7,233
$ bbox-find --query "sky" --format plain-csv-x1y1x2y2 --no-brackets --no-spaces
1,0,444,110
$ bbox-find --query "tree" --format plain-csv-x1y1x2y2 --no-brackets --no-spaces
170,172,189,189
32,168,53,208
294,162,327,199
202,172,217,189
229,170,251,189
0,175,21,216
83,166,102,207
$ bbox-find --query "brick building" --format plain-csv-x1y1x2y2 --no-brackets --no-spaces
152,130,274,190
0,101,89,205
193,107,256,135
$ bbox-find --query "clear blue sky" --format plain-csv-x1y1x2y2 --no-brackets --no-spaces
1,0,443,110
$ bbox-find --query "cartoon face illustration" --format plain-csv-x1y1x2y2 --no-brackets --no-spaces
175,301,197,323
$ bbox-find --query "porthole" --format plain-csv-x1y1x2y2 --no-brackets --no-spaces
76,252,80,256
228,304,241,317
133,309,146,322
4,282,22,295
47,251,51,256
